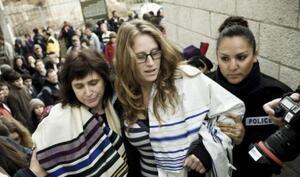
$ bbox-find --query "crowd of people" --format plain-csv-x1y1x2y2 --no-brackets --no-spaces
0,8,299,177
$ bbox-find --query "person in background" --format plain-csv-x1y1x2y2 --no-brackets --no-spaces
45,52,60,73
32,28,46,53
104,32,117,66
114,19,245,177
32,44,45,61
44,30,60,57
24,33,34,56
100,22,112,48
0,81,11,117
0,35,14,66
37,69,60,107
32,49,128,176
66,34,87,54
25,55,36,75
0,138,30,176
85,22,102,53
207,16,292,177
14,38,28,57
13,55,30,76
32,59,47,93
59,21,75,49
109,10,121,32
2,71,34,132
29,98,45,131
22,74,37,98
0,117,33,148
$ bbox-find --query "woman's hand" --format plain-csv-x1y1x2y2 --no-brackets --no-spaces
184,154,206,174
217,114,245,145
30,148,47,177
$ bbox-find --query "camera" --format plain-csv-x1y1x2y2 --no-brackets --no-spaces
248,96,300,174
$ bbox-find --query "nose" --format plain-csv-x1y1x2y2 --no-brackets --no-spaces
83,86,93,96
145,55,155,65
228,59,238,71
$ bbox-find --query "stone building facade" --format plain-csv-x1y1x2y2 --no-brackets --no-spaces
163,0,300,177
163,0,300,90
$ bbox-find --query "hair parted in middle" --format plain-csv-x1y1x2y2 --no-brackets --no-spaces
114,19,183,124
59,49,113,108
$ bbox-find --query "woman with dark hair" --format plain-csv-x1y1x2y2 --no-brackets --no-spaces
13,55,30,76
208,16,292,177
32,49,128,177
114,19,245,177
14,38,28,57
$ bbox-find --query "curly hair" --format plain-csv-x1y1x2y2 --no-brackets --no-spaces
114,19,183,124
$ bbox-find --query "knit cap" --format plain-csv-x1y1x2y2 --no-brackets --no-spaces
30,98,45,111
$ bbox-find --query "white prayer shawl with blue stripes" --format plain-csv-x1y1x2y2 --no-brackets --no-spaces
148,65,245,177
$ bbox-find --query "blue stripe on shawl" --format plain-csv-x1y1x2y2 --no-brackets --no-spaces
150,109,209,128
50,137,111,177
150,126,200,142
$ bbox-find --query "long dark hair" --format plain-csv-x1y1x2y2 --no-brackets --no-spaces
59,49,113,108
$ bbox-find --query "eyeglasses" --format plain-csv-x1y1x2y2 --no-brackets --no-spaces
135,49,161,63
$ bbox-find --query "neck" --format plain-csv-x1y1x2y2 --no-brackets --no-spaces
90,103,103,114
141,84,152,107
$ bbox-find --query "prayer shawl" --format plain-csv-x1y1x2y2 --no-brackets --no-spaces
148,65,245,177
32,102,127,177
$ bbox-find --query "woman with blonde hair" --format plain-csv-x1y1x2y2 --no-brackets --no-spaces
0,116,33,148
114,19,245,177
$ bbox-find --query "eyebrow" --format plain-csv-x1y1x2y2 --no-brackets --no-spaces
219,51,248,56
135,48,159,54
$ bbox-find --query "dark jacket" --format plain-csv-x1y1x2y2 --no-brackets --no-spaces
7,85,34,132
37,80,59,106
32,71,47,93
208,62,292,177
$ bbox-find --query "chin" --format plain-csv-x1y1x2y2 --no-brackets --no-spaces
228,79,242,84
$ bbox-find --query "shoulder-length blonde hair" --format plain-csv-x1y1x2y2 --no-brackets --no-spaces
114,19,183,124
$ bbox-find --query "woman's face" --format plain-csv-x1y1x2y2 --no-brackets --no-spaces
16,58,23,67
13,78,24,88
71,71,105,110
217,36,257,84
27,56,36,65
1,85,9,97
34,105,44,117
133,34,161,87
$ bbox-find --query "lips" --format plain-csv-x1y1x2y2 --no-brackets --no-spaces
144,68,156,74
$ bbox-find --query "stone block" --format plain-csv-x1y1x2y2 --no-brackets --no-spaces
259,24,300,69
165,22,178,44
164,3,179,24
279,66,300,90
210,13,228,39
196,0,235,15
190,8,210,36
237,0,298,28
177,6,193,30
177,0,198,8
259,57,280,79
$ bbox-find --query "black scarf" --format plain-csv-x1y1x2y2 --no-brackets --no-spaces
214,62,261,98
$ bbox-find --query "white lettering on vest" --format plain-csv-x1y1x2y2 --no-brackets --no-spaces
245,116,273,126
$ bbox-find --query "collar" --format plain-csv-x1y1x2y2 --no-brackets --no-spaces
215,62,261,97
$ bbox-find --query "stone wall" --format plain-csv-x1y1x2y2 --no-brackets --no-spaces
163,0,300,90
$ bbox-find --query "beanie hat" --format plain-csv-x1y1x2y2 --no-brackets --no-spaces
30,98,45,111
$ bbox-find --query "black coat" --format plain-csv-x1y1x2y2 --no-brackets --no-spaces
208,62,292,177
